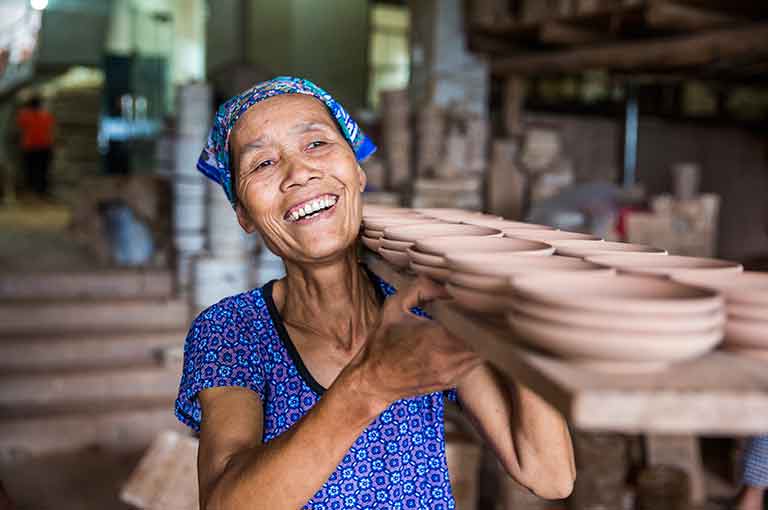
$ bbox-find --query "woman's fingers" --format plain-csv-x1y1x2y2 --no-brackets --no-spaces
397,276,450,315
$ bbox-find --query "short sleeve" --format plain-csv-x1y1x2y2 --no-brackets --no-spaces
174,294,267,433
443,389,458,402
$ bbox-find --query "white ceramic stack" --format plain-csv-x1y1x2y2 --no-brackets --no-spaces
192,254,253,311
172,83,212,292
380,89,411,190
206,180,250,256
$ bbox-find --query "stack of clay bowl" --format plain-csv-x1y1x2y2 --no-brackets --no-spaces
379,224,502,268
671,271,768,360
406,236,554,283
547,239,667,258
504,229,601,242
506,273,725,372
361,207,440,252
444,253,613,314
414,208,501,224
586,254,743,278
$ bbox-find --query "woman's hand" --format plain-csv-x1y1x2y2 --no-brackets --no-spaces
345,276,482,408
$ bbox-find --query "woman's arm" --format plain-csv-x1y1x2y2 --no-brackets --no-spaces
198,369,382,510
197,276,481,510
455,364,575,500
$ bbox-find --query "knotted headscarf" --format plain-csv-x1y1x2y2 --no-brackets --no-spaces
197,76,377,206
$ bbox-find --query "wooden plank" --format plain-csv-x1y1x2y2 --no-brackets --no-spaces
490,22,768,75
540,20,608,44
364,253,768,435
646,2,747,31
502,77,526,137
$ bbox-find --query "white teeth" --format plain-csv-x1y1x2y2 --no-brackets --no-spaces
288,196,338,222
312,201,321,212
292,211,300,221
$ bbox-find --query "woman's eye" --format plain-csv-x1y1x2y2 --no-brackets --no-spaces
256,160,274,169
307,140,326,150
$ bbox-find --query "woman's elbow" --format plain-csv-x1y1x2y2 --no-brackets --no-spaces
504,461,575,500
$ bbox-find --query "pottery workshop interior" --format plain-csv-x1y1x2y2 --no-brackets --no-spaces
1,0,768,509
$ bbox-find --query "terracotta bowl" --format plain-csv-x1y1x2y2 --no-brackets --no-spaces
506,311,723,365
509,298,726,334
379,238,414,252
586,254,743,277
445,253,609,278
727,303,766,321
511,273,723,315
363,217,442,232
504,229,601,242
448,271,511,291
724,318,768,349
410,261,451,282
722,346,768,361
361,236,380,252
671,271,768,306
406,247,447,268
414,236,554,258
383,224,502,243
460,218,554,230
415,208,500,223
446,283,513,313
363,228,384,239
379,247,411,268
549,240,667,258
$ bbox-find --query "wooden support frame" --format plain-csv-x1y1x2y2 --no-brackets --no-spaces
490,22,768,75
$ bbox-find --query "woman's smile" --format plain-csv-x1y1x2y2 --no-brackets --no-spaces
284,193,340,225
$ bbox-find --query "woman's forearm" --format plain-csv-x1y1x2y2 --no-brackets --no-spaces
510,382,575,498
205,368,383,510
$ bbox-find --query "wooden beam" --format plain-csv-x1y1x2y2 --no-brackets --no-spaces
646,1,747,31
502,77,526,136
491,22,768,75
540,20,607,44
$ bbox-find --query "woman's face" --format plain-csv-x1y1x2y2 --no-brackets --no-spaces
230,94,366,264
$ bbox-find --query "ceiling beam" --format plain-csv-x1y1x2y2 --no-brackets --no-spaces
645,1,748,31
491,22,768,75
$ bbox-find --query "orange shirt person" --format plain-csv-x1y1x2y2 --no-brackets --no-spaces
16,96,55,197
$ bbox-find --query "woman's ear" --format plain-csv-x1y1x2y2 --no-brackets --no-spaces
358,163,367,193
235,204,258,233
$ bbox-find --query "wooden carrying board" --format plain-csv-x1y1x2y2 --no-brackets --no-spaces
365,253,768,435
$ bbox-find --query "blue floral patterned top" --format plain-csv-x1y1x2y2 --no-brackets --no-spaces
175,269,458,509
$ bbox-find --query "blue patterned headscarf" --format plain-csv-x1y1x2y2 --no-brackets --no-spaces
197,76,377,206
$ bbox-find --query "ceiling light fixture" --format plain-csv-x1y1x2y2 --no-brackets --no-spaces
30,0,48,10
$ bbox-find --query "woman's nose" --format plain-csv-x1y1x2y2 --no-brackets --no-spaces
280,156,322,191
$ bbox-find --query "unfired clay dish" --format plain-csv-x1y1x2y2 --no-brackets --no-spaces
504,229,601,242
380,238,414,252
727,303,766,321
725,319,768,349
363,217,440,232
550,240,667,258
672,271,768,306
507,311,723,363
379,247,410,268
410,261,451,282
361,236,380,252
586,254,743,277
511,273,723,314
509,299,726,333
406,247,447,268
363,228,384,239
448,271,510,291
460,219,554,230
446,283,513,313
414,236,554,258
445,253,608,277
383,224,502,243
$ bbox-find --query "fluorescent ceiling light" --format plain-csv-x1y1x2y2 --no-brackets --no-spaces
30,0,48,10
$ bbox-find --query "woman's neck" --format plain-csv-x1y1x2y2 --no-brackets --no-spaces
276,249,379,352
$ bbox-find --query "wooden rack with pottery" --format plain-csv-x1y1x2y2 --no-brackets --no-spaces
364,252,768,436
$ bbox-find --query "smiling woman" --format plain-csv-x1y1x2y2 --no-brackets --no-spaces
175,76,575,510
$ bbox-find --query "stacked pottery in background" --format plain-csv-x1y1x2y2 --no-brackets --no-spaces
380,90,411,191
191,180,255,312
172,83,212,293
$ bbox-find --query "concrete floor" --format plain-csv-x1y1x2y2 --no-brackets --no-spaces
0,447,141,510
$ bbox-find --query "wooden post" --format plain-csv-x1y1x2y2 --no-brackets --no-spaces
502,77,526,137
645,434,706,505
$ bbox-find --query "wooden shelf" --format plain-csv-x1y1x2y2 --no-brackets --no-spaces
365,253,768,435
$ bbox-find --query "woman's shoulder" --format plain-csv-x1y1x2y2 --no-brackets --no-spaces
186,283,275,343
